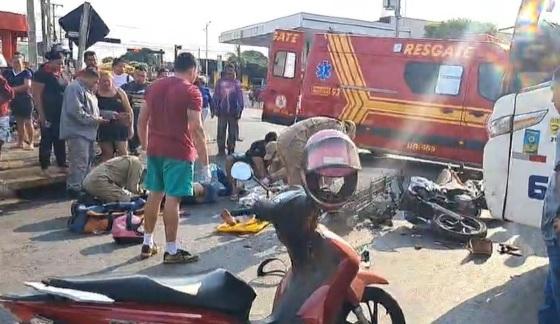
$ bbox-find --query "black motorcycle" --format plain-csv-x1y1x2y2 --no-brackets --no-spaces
399,174,487,243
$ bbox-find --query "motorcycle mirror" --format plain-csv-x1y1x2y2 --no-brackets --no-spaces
231,162,253,181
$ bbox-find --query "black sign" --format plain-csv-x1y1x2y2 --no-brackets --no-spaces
59,3,109,48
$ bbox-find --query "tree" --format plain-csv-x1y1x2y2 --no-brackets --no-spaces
424,19,497,39
101,56,114,64
120,48,160,66
226,50,268,81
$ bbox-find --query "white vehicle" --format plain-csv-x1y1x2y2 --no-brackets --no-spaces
484,0,560,228
485,84,555,227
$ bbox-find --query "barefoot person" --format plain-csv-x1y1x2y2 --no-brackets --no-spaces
0,72,14,162
3,52,34,150
138,52,210,264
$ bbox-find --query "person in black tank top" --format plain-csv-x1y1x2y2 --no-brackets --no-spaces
96,71,133,162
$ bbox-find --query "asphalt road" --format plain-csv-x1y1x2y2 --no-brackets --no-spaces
0,109,549,323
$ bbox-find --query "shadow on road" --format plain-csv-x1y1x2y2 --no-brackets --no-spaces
433,266,547,324
14,216,68,233
30,229,85,242
137,231,280,280
81,256,143,277
486,221,547,268
80,241,133,256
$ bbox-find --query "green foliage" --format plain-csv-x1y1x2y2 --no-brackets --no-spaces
101,56,114,64
128,61,149,70
226,50,268,79
424,19,497,39
120,48,160,66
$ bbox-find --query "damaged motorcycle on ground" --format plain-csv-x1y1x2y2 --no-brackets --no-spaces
399,168,488,243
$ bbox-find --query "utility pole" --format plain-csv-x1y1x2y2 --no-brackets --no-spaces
77,2,92,70
394,0,402,38
174,44,182,60
40,0,51,53
236,44,242,81
51,3,63,43
204,21,211,77
26,0,38,68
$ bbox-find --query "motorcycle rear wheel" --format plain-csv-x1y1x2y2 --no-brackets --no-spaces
340,286,405,324
431,212,487,243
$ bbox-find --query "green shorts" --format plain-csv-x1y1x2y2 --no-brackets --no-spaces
145,156,194,198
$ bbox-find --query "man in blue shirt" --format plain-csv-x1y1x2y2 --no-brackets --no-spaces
194,75,212,122
540,68,560,324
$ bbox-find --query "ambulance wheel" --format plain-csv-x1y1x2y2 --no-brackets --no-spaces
432,212,487,243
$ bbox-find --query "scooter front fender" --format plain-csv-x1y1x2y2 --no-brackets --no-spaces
347,270,389,305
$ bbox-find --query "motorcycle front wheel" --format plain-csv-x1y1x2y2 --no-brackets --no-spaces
431,212,487,243
340,286,405,324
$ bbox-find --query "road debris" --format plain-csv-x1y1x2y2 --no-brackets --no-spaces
498,243,522,257
468,238,493,257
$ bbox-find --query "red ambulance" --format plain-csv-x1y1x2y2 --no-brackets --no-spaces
261,30,509,167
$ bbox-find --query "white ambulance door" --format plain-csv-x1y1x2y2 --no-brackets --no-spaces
504,84,557,227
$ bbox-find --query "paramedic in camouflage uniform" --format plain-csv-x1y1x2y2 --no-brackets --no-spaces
83,155,145,203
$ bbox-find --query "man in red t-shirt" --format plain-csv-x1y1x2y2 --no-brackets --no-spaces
138,52,209,264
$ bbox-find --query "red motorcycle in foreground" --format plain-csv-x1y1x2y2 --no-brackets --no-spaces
1,130,405,323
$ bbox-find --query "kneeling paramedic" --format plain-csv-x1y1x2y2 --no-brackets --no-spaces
83,155,145,203
276,117,356,186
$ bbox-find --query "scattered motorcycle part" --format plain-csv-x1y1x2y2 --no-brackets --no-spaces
338,173,402,224
468,238,494,257
257,258,287,277
498,243,523,257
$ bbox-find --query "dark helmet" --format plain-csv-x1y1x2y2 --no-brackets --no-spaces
301,129,361,210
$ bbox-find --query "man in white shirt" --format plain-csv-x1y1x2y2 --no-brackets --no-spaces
112,58,132,88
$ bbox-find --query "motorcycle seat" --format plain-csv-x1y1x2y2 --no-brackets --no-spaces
44,268,256,319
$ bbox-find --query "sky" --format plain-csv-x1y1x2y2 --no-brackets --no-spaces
0,0,524,60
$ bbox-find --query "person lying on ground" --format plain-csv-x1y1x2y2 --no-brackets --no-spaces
225,131,278,199
276,117,356,186
82,155,145,203
182,164,233,205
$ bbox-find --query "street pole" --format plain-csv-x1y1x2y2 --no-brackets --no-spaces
204,21,211,77
236,44,242,80
40,0,51,53
395,0,402,38
45,0,53,45
77,2,92,70
51,3,63,43
26,0,38,68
